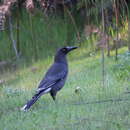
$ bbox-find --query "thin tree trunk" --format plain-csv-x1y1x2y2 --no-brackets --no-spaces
29,14,38,60
123,0,130,52
16,2,20,54
128,17,130,52
65,7,80,46
105,9,110,57
115,40,118,60
107,38,110,57
114,0,119,61
101,0,105,88
101,47,105,87
9,16,19,59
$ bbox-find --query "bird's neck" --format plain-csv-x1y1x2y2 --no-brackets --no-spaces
54,54,68,65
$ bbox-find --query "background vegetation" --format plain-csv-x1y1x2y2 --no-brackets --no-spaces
0,0,130,129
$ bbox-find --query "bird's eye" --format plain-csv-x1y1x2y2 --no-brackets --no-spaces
62,48,67,52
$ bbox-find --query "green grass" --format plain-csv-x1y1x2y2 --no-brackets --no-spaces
0,48,130,130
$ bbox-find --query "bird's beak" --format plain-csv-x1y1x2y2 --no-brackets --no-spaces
67,46,78,52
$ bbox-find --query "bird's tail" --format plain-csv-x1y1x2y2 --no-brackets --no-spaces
21,92,42,111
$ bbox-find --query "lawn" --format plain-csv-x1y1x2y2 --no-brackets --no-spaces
0,47,130,130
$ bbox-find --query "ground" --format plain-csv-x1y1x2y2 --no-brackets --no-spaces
0,47,130,130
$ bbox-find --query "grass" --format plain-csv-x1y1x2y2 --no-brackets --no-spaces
0,47,130,130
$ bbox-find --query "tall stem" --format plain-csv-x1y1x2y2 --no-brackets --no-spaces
16,2,20,54
9,16,19,59
101,0,105,88
114,0,119,60
123,0,130,52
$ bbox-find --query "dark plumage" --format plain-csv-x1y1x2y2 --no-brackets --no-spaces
21,46,78,111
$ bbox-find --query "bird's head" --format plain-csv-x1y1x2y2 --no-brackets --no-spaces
55,46,78,63
58,46,78,55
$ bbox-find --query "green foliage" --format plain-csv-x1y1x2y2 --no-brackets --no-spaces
112,52,130,80
0,10,78,61
0,0,130,61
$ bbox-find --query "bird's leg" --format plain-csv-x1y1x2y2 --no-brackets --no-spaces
52,95,56,101
50,91,57,101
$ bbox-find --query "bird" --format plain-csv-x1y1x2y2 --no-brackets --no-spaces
21,46,78,111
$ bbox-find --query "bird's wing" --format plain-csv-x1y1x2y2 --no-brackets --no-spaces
36,63,68,92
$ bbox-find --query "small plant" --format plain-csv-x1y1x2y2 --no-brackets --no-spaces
112,51,130,80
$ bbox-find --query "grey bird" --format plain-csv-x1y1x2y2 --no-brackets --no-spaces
21,46,78,111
